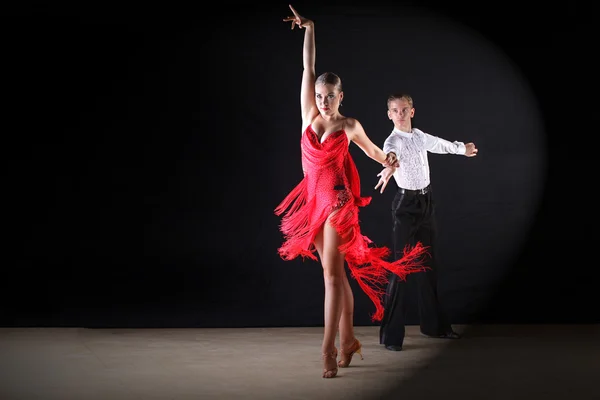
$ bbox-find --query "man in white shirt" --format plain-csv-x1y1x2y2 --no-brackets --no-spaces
375,93,478,351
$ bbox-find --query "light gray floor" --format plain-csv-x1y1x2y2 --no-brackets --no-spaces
0,324,598,400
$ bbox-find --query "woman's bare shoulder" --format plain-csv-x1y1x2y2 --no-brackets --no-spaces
343,116,362,130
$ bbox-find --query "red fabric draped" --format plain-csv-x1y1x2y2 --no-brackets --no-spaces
275,125,428,321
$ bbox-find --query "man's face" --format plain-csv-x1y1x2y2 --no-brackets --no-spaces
387,98,414,127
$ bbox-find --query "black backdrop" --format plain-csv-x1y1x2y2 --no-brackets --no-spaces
3,1,597,328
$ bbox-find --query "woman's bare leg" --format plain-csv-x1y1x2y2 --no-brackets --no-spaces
313,220,347,359
338,270,356,349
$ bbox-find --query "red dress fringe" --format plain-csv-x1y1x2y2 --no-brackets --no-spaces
275,125,428,321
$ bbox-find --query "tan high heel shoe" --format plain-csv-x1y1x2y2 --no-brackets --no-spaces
322,347,338,378
338,338,363,368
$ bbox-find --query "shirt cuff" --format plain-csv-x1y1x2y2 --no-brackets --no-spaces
383,147,397,156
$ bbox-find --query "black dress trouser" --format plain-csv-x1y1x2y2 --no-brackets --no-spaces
379,187,451,347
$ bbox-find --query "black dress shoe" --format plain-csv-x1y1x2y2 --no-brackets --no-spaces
384,345,403,351
421,331,462,339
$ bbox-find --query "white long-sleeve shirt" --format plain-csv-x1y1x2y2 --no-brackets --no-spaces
383,127,466,190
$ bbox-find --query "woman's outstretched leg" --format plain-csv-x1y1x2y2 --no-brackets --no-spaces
338,270,355,347
314,219,346,378
337,269,363,368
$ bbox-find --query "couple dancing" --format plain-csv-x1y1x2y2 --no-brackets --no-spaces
275,4,477,379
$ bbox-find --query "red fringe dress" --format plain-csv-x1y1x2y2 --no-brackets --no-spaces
275,125,428,321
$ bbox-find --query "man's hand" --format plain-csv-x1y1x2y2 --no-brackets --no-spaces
374,167,395,194
464,143,478,157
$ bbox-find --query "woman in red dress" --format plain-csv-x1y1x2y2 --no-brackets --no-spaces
276,5,427,379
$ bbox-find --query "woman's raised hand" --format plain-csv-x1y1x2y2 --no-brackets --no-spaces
283,4,313,29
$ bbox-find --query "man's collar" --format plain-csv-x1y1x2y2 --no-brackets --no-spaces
393,127,413,137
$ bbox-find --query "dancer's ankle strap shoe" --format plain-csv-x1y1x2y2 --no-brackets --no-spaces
338,338,363,368
322,347,338,378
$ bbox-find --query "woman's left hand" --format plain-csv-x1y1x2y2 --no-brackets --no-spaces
382,152,398,168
